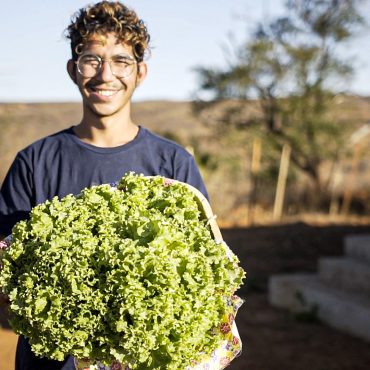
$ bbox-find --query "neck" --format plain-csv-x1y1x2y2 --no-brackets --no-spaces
75,105,139,147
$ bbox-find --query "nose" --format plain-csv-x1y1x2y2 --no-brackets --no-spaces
97,60,115,82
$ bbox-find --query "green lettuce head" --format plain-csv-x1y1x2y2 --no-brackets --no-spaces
0,173,245,369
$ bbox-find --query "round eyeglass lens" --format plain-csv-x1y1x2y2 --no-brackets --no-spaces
77,55,136,78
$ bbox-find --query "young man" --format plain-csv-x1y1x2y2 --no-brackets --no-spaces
0,2,208,369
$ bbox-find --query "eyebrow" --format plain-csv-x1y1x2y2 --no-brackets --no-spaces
112,54,135,60
81,53,135,60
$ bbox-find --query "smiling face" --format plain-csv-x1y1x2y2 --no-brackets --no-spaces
67,32,147,120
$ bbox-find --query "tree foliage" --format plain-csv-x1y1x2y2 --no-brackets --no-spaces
194,0,366,197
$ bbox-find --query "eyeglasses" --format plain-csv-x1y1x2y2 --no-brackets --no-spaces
75,54,137,78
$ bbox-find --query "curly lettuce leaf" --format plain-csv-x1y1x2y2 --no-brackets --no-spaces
0,173,245,369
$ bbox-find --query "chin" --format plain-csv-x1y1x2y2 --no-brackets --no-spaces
93,109,121,118
86,101,127,118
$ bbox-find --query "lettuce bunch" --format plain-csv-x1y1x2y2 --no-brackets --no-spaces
0,173,245,369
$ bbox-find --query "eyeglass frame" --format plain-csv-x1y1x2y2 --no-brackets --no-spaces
75,53,138,79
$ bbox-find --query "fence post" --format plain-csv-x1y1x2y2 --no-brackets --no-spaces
273,144,291,221
248,137,262,224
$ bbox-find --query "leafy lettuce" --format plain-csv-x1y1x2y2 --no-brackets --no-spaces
0,173,245,369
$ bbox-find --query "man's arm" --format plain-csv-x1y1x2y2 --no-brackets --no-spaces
174,154,209,200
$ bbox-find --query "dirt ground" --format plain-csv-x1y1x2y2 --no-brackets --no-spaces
224,222,370,370
1,222,370,370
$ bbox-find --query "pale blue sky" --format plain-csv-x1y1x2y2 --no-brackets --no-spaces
1,0,370,102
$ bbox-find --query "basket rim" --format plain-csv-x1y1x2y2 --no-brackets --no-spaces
145,176,223,243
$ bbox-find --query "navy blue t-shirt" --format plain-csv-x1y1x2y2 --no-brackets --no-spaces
0,125,208,370
0,125,208,236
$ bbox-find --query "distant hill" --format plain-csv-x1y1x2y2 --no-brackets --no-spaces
0,100,206,181
1,96,370,224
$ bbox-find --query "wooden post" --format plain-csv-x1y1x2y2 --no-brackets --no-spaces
273,144,291,221
248,138,262,224
251,138,262,175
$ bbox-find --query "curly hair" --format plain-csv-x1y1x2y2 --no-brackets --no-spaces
65,1,150,62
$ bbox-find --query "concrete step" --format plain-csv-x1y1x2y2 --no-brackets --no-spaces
319,257,370,296
268,273,370,342
345,234,370,264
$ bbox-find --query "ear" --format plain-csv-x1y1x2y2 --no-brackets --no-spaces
135,62,147,87
67,59,78,84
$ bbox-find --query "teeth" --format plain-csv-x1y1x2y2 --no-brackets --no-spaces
96,90,116,96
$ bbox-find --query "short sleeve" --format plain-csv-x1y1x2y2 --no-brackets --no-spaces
0,153,34,236
174,155,209,201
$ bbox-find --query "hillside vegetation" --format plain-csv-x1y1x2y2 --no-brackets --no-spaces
1,96,370,225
